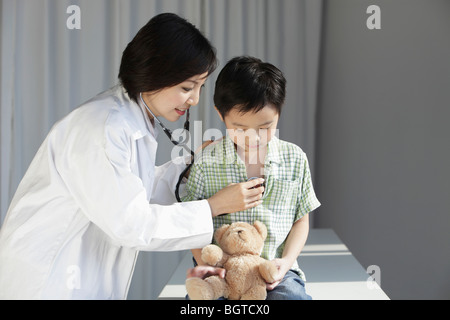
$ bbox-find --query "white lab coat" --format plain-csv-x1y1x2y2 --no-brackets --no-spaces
0,85,213,299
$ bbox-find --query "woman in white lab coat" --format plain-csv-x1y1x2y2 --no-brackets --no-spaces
0,13,264,299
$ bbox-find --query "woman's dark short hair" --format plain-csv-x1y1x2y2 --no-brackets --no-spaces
214,56,286,117
119,13,217,102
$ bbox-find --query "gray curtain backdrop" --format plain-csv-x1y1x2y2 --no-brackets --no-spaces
0,0,322,299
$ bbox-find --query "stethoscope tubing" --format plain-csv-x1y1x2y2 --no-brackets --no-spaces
139,92,194,202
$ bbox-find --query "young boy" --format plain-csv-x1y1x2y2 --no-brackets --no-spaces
182,56,321,300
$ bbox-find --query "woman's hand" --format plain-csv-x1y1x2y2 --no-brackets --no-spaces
186,266,226,279
207,178,265,217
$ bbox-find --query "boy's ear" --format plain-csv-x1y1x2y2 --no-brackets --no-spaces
214,106,224,122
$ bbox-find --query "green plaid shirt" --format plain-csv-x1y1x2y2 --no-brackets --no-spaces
182,135,321,279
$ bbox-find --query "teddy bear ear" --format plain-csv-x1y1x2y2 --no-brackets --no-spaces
253,220,267,240
214,224,230,243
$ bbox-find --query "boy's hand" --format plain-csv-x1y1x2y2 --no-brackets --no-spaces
265,258,291,290
207,178,264,217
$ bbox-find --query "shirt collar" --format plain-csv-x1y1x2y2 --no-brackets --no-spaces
266,135,284,165
223,135,238,164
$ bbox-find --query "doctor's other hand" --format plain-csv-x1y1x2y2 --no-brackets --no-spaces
207,178,264,217
186,266,226,279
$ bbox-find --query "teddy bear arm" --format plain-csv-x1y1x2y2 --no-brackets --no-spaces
201,245,228,267
258,259,278,284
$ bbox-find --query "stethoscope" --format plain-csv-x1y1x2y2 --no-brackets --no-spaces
139,93,194,202
139,93,265,203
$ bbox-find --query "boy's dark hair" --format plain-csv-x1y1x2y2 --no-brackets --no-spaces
214,56,286,117
119,13,217,103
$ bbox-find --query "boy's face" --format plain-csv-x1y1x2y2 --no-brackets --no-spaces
216,104,279,153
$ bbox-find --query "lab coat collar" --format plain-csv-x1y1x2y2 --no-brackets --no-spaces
112,84,159,140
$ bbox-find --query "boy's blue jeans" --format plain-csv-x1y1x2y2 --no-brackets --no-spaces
188,259,312,300
266,270,312,300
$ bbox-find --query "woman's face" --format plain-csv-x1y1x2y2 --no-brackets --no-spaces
142,72,209,122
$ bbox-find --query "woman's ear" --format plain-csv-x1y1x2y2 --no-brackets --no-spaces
214,106,224,122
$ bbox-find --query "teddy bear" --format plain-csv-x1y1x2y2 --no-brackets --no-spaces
185,221,278,300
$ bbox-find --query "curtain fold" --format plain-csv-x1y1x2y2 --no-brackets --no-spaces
0,0,322,299
199,0,323,164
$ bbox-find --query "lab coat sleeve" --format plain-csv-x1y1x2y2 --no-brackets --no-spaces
55,108,213,251
150,156,191,205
